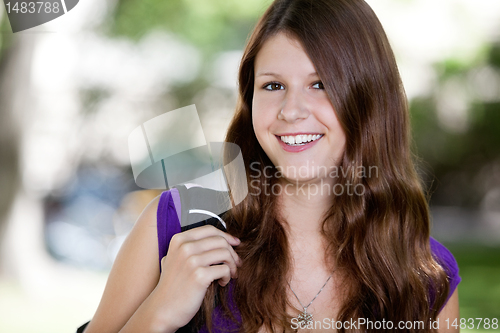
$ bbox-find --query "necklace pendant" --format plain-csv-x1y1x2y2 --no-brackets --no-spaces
297,310,313,326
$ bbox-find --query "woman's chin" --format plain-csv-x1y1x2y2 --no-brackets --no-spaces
279,175,330,186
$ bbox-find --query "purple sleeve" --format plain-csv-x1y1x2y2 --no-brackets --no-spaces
430,237,461,304
157,190,181,272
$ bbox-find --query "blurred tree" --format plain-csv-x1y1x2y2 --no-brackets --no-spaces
101,0,272,121
109,0,270,55
411,43,500,209
0,31,34,275
0,12,15,272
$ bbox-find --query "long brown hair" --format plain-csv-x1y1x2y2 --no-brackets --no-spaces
201,0,449,332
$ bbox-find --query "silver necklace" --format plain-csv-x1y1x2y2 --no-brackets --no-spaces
288,274,333,326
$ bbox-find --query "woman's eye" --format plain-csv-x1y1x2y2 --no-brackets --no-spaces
312,81,325,89
264,82,284,91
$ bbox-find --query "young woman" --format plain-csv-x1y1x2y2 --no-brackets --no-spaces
84,0,460,332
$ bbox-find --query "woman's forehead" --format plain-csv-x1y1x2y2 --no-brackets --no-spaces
254,33,318,78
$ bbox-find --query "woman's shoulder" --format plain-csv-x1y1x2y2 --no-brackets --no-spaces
82,192,165,332
429,237,461,299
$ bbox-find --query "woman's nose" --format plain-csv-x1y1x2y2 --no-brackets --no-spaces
278,89,310,122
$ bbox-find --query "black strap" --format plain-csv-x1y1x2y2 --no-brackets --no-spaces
174,184,231,231
76,321,89,333
76,320,197,332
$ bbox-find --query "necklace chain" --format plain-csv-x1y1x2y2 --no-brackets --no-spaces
288,274,333,315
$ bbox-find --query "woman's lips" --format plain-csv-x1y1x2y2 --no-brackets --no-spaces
275,134,323,153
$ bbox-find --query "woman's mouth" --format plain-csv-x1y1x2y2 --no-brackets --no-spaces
275,134,324,152
278,134,323,146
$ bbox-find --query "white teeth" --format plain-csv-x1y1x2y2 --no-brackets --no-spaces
279,134,323,145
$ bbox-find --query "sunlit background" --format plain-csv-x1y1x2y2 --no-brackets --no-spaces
0,0,499,332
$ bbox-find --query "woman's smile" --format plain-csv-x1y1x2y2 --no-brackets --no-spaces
275,133,324,152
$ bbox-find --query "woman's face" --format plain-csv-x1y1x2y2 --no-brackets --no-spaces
252,32,346,185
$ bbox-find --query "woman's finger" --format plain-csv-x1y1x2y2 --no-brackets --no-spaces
170,224,240,247
179,236,242,266
195,265,232,288
188,248,239,279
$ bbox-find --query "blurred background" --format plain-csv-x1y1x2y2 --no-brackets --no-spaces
0,0,499,332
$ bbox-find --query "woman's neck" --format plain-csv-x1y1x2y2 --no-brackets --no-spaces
278,179,333,238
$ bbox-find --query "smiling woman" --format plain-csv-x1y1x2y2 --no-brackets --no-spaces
252,33,346,184
83,0,460,332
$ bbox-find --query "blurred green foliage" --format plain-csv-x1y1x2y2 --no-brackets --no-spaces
109,0,271,55
446,243,500,320
411,43,500,208
105,0,272,112
0,14,14,61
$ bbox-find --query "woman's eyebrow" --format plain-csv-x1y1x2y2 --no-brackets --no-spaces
255,72,319,78
255,72,282,78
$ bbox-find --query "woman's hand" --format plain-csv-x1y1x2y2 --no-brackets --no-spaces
85,196,241,333
151,225,242,330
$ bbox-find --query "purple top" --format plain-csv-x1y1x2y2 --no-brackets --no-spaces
157,190,460,332
429,237,461,304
